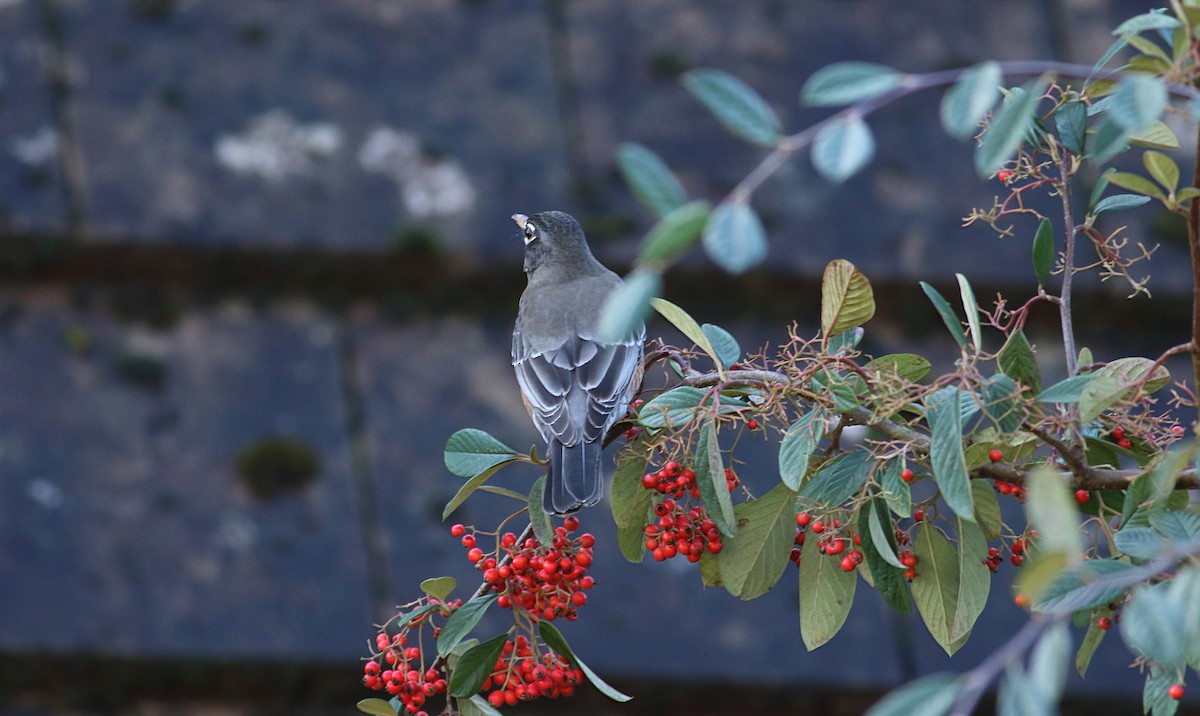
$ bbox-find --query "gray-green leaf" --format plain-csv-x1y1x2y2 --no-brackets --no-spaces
812,114,875,183
801,62,903,107
940,61,1002,139
702,201,768,274
617,142,688,217
683,68,782,147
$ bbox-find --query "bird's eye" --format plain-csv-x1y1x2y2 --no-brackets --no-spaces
523,225,538,244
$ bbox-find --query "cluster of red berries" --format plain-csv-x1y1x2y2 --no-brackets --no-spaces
983,537,1026,572
362,608,457,715
1109,426,1133,450
791,513,865,572
639,460,735,562
481,635,584,707
992,479,1026,502
453,517,596,623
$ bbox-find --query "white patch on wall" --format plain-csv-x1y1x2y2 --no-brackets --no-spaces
357,126,475,218
214,110,342,182
11,125,58,166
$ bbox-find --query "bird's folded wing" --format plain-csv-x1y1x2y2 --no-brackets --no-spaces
513,330,643,446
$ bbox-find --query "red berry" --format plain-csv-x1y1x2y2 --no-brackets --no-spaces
466,547,484,563
1010,554,1024,566
796,512,811,527
563,515,580,532
1097,616,1112,630
997,170,1014,183
900,468,914,483
988,449,1003,463
1074,489,1090,505
840,555,857,572
811,520,825,534
912,509,925,522
624,427,639,440
1118,438,1133,450
450,524,465,537
747,418,759,430
1170,684,1185,700
663,461,682,478
641,473,658,489
1110,427,1125,441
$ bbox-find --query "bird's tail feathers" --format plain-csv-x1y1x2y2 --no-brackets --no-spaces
545,439,603,515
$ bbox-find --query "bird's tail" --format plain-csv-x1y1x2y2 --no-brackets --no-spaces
545,439,603,515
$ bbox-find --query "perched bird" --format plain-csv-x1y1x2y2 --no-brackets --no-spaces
511,211,644,514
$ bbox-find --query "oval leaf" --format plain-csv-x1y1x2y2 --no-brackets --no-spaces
528,476,553,544
702,201,768,274
638,200,711,265
1053,100,1086,155
799,450,873,507
717,482,795,600
436,593,498,658
1091,193,1151,217
1109,75,1167,133
821,259,875,338
799,547,858,651
695,418,736,537
420,576,456,603
617,142,687,218
597,268,659,344
956,273,982,352
445,429,519,478
1143,150,1179,192
1105,171,1167,201
926,387,974,521
701,323,741,369
1032,218,1054,286
941,61,1002,139
651,297,725,372
975,79,1047,177
911,521,964,655
683,68,781,147
637,386,705,428
920,281,967,348
779,408,827,491
801,62,902,107
865,674,961,716
812,114,876,183
448,633,510,698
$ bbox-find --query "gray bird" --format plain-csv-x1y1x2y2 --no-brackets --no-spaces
511,211,644,514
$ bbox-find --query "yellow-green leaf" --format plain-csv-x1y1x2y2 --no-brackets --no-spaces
651,297,725,376
1105,171,1166,201
717,482,795,600
821,259,875,338
799,546,858,650
1143,150,1179,192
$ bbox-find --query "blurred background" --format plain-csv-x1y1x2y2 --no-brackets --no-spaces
1,0,1195,714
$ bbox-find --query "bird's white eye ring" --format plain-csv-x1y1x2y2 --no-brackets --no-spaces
523,224,538,244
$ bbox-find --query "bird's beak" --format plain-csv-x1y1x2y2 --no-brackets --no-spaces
511,214,529,231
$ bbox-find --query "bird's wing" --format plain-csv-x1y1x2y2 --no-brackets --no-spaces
513,326,644,447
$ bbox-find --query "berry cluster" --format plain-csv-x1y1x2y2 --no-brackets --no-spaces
1109,426,1133,451
481,635,585,707
361,600,458,715
454,517,596,623
992,479,1026,502
982,537,1026,572
790,512,866,572
639,460,734,562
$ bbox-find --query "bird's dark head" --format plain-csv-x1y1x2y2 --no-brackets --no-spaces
512,211,594,275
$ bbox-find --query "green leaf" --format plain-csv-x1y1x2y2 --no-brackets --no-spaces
953,518,990,641
1035,374,1093,403
598,268,659,343
940,61,1002,139
1032,559,1134,613
444,429,519,478
356,698,397,716
683,68,782,147
972,478,1003,541
420,576,456,602
460,694,504,716
812,114,876,183
538,621,633,702
701,323,740,369
867,353,932,383
926,387,974,521
448,633,510,697
919,281,967,348
864,674,961,716
1091,193,1151,217
1149,509,1200,542
779,407,826,491
699,550,722,587
651,297,725,373
1079,357,1171,422
799,450,873,507
1032,218,1054,286
1113,526,1164,559
911,521,965,655
863,497,912,613
801,61,903,106
997,329,1041,393
1113,10,1181,35
1106,170,1167,201
980,374,1024,433
1075,618,1107,677
695,418,736,537
821,259,876,338
637,386,704,428
436,593,498,658
1054,101,1086,154
718,482,795,600
976,79,1047,177
1144,667,1182,716
1029,619,1071,707
956,273,982,352
1122,582,1187,668
1144,150,1179,192
998,662,1052,716
618,517,646,563
638,200,711,265
443,459,519,520
1129,120,1179,151
1109,75,1167,133
880,458,912,518
611,437,652,533
528,476,553,545
1088,167,1116,212
476,485,529,501
1026,468,1083,561
702,201,768,274
1086,118,1130,162
799,546,859,650
617,142,688,218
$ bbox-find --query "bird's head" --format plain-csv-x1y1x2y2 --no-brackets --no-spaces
512,211,592,275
